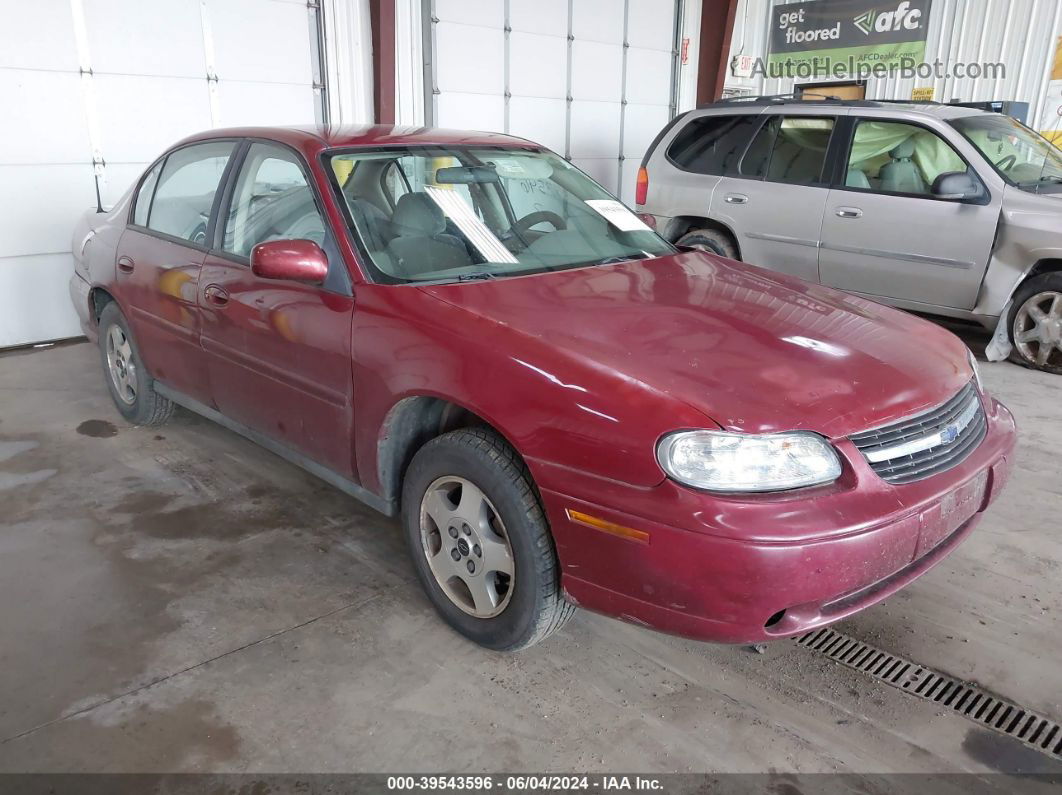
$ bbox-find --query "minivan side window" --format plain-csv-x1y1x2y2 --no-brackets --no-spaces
666,115,762,175
132,162,162,227
844,120,968,196
147,141,235,245
740,116,835,185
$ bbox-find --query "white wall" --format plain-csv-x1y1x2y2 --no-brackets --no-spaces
414,0,684,202
725,0,1062,125
0,0,363,349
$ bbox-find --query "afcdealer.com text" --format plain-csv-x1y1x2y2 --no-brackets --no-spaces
752,57,1006,82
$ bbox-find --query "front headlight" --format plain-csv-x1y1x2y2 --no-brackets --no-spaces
656,430,842,493
967,349,984,393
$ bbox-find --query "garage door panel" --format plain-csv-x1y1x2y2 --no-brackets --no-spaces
210,0,313,85
101,162,151,208
509,97,567,153
627,0,675,51
84,0,206,78
619,158,640,203
623,103,671,157
436,93,505,132
510,33,567,99
436,0,503,28
93,74,212,163
509,0,567,36
572,157,618,194
0,0,78,71
0,165,97,259
572,41,623,102
0,71,89,164
626,48,674,105
571,0,624,44
570,101,621,157
218,81,317,127
0,254,83,347
435,22,504,95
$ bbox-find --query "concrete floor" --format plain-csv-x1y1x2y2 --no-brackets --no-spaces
0,333,1059,777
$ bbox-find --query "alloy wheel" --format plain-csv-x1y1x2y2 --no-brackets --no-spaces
1013,290,1062,369
106,325,137,405
419,475,515,618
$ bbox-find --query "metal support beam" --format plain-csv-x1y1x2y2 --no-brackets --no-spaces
696,0,738,105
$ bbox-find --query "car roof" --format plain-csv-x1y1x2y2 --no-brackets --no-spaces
176,124,540,155
697,97,988,120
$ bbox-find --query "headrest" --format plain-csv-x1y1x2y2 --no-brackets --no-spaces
890,139,916,159
392,193,445,237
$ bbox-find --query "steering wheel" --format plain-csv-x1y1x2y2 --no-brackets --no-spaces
995,154,1017,171
511,211,567,237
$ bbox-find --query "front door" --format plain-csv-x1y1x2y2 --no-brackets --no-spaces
198,142,357,478
116,141,237,403
709,112,840,283
818,118,1000,309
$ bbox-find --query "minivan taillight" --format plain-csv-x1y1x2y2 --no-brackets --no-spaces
635,167,648,206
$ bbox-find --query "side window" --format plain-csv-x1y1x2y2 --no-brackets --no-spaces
740,116,835,185
132,162,162,227
148,141,235,244
844,120,968,196
222,143,326,258
666,115,762,175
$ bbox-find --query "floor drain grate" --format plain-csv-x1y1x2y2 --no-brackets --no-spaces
796,627,1062,761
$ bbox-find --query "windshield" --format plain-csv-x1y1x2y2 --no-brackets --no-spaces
952,115,1062,192
325,146,674,284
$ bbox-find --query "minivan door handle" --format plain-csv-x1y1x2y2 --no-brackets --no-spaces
836,207,863,218
203,285,230,307
724,194,749,205
117,256,135,273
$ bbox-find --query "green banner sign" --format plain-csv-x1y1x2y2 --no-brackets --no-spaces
768,0,932,73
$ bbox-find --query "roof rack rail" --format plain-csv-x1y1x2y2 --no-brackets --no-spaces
696,94,947,110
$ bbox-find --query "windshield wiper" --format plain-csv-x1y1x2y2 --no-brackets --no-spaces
455,271,497,281
593,253,651,266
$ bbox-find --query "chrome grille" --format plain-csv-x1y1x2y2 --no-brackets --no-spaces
849,382,986,484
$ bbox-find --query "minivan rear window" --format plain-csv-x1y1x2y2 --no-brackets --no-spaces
666,115,761,175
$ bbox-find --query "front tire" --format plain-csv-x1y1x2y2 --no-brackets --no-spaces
98,303,175,426
401,428,574,651
1008,273,1062,374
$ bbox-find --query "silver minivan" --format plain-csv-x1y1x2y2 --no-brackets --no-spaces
637,97,1062,374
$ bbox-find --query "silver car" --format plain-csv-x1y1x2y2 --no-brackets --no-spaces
637,97,1062,374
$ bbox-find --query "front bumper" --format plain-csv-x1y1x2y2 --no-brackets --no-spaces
535,395,1017,644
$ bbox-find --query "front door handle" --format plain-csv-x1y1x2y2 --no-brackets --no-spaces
203,285,230,307
724,194,749,205
117,256,135,273
836,207,863,218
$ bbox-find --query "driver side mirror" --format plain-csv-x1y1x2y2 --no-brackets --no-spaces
932,171,981,201
250,239,329,284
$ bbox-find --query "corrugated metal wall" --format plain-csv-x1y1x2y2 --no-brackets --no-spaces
724,0,1062,126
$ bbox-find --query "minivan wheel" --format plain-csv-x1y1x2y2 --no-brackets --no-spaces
401,428,575,651
676,227,738,259
98,303,175,425
1008,273,1062,374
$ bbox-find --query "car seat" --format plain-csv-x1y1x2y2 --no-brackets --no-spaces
845,168,872,189
386,193,473,277
879,139,927,194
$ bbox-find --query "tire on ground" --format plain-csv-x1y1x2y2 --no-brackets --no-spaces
1007,272,1062,375
676,227,738,259
401,427,575,650
97,302,175,426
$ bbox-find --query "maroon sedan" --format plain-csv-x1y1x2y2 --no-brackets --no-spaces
70,125,1017,650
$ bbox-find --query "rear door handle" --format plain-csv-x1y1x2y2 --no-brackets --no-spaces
724,194,748,205
203,285,230,307
117,256,135,273
836,207,863,218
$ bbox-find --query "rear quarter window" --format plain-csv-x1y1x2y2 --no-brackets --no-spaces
666,115,762,175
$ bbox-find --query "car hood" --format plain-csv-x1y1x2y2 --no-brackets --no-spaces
418,252,973,438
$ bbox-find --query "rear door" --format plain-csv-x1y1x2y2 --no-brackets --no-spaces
709,108,845,282
116,140,237,403
818,117,1000,309
198,141,357,478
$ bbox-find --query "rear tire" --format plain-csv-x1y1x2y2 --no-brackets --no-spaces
677,227,738,259
1007,273,1062,374
401,428,574,651
98,303,175,426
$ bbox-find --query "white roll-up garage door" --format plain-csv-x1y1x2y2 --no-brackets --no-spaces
426,0,679,203
0,0,327,348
